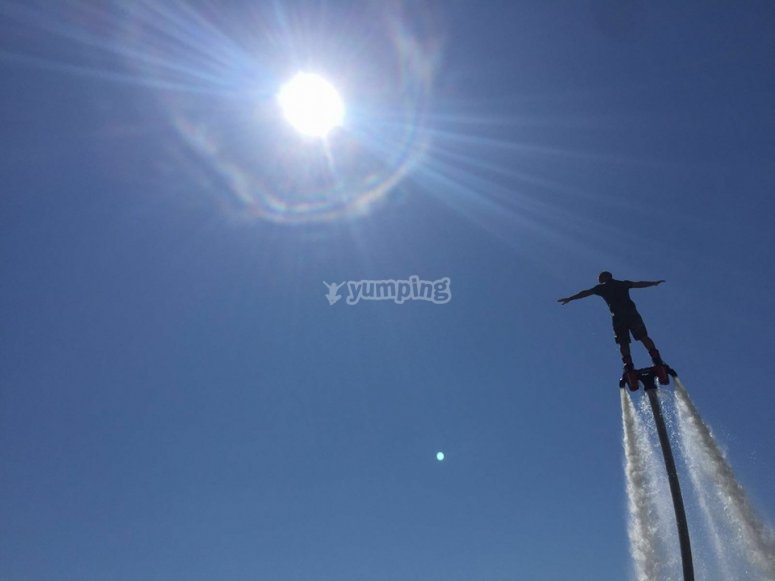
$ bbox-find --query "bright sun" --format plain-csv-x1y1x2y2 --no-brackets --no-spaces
277,72,345,138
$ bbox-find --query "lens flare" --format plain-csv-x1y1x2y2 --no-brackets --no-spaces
116,2,439,224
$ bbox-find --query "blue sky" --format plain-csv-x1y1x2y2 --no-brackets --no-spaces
1,1,774,579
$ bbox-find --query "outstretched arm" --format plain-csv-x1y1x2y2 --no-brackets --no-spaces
631,280,666,289
558,288,596,305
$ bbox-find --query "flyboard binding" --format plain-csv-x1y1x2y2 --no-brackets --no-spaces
620,363,676,391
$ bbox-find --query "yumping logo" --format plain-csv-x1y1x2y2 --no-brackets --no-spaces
323,276,451,305
323,281,346,305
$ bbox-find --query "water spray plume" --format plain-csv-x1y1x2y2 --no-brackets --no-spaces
674,379,775,579
621,391,662,580
621,379,775,580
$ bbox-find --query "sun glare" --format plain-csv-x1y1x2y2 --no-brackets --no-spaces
277,72,345,138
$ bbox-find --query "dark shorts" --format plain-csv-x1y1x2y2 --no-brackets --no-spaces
612,310,648,344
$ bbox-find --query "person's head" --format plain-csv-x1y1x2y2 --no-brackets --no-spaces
598,271,613,283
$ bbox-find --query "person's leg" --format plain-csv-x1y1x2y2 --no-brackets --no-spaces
642,337,662,363
614,315,634,368
630,313,662,364
635,325,669,383
617,329,639,390
641,334,668,383
619,341,634,370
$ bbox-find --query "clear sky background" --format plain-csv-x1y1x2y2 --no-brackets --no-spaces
1,1,774,580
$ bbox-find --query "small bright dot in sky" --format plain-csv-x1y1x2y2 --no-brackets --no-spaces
436,451,445,461
277,72,345,138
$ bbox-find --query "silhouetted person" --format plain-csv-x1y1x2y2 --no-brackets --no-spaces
559,271,666,385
